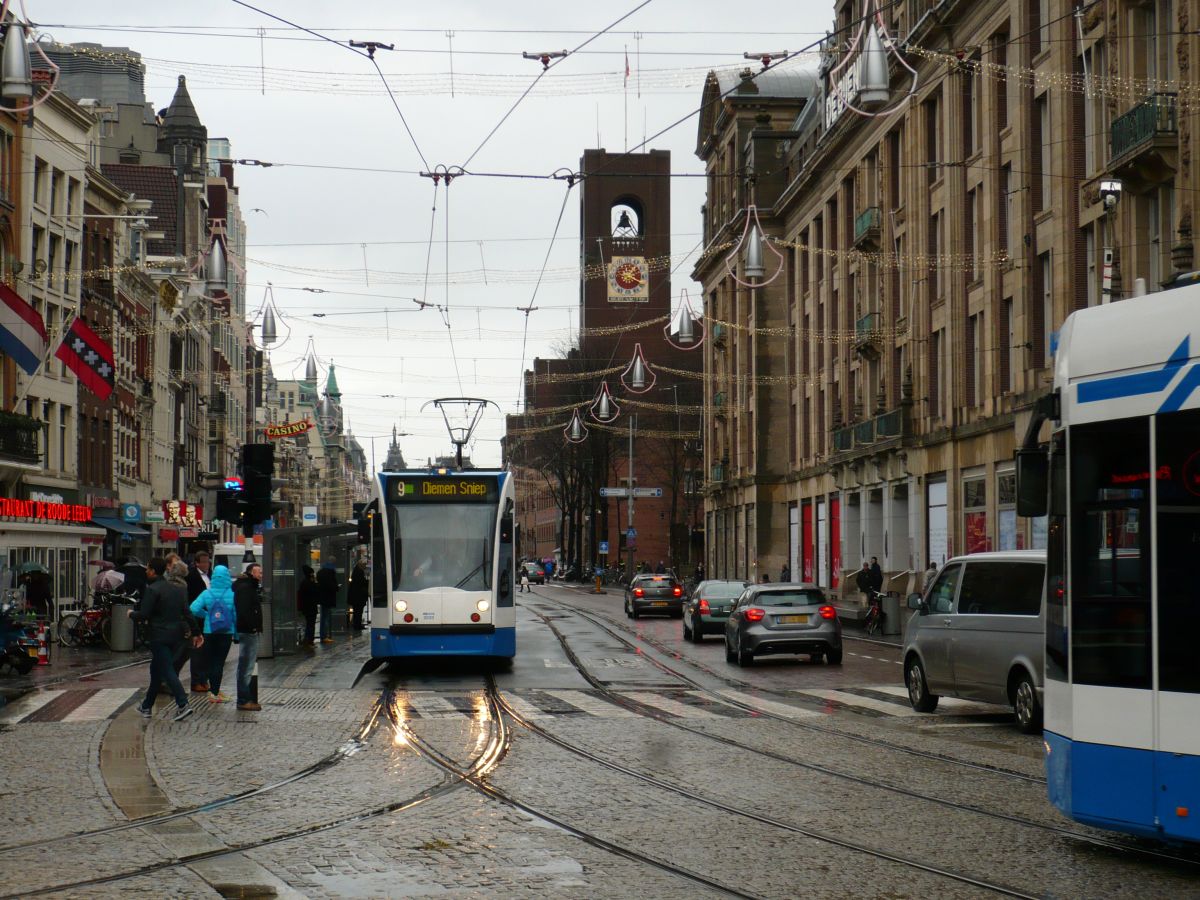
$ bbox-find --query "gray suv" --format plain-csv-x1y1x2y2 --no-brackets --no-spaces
902,550,1046,732
724,584,842,666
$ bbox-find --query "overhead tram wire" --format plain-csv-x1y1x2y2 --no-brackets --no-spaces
459,0,656,168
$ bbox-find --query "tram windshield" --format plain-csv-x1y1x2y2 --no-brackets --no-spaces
389,502,496,591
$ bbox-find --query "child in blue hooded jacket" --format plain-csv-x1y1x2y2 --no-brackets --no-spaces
190,564,237,702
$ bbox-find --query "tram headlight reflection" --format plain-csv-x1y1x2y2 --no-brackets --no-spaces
476,599,490,612
394,600,408,612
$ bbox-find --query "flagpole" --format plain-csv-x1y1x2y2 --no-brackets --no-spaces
623,45,628,153
12,310,77,410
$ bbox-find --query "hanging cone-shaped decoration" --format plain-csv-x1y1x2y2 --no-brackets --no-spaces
724,205,784,287
564,408,589,444
0,24,33,100
589,381,621,423
305,351,318,382
856,25,890,107
261,303,277,345
318,393,338,435
206,238,227,287
620,342,656,394
664,289,705,350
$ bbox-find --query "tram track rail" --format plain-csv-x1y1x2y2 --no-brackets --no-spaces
524,595,1200,873
2,685,508,899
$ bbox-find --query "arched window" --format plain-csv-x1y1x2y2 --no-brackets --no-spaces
611,199,644,237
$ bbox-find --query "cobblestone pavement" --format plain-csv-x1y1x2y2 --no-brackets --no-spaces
0,589,1196,898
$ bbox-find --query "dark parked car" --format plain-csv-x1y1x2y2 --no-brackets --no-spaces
682,579,749,642
724,584,842,666
522,562,546,585
624,574,684,618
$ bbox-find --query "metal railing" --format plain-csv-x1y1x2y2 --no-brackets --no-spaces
854,419,875,445
832,426,853,452
712,323,726,343
713,391,726,408
830,405,907,454
0,411,41,465
875,407,902,437
853,206,881,245
855,311,881,341
1110,92,1177,161
710,462,726,483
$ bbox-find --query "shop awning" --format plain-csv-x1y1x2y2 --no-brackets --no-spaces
90,516,150,537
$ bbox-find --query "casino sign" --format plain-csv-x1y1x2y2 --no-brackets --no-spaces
265,417,315,440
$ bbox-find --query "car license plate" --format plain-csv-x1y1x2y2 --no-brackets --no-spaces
651,601,668,606
779,614,809,624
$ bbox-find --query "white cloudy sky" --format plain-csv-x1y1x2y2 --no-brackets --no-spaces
44,1,831,468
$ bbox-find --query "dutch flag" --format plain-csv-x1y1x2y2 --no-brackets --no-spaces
0,282,47,376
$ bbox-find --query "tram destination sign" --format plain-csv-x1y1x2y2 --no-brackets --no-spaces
387,476,497,503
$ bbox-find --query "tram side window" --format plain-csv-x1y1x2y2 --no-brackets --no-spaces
1069,418,1152,690
1156,408,1200,694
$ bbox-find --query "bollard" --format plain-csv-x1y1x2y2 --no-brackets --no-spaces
36,624,49,666
592,575,605,594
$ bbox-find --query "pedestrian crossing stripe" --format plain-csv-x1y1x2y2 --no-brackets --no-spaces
0,688,139,724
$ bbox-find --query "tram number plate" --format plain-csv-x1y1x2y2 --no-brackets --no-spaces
422,612,435,621
779,615,809,624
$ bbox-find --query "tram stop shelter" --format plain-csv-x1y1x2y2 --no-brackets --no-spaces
261,521,361,657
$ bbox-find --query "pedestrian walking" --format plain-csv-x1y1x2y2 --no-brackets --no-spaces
923,561,939,592
780,563,791,583
655,560,666,574
519,567,530,593
869,556,884,594
129,557,197,722
855,561,873,601
348,559,368,632
316,562,339,643
297,565,319,646
185,551,213,693
233,563,263,711
189,564,237,703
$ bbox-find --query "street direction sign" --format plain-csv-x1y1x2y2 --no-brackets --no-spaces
626,528,637,539
598,541,609,554
631,487,662,498
600,487,629,497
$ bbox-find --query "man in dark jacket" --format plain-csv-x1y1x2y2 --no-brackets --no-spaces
233,563,263,711
347,560,368,632
130,557,198,721
185,552,212,693
316,562,339,643
869,557,884,594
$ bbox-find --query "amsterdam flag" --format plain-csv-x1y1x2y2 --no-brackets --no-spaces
55,317,114,400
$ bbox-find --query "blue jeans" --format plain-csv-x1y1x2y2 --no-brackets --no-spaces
319,606,333,639
236,633,260,705
143,640,188,711
205,633,234,694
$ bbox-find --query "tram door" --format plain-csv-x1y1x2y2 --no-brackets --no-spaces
1153,410,1200,841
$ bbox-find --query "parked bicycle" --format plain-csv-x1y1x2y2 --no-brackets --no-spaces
863,589,885,636
57,591,148,649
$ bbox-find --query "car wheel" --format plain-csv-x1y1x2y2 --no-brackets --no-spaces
624,599,632,619
725,638,736,663
736,637,753,667
690,618,703,643
825,646,843,665
682,619,692,641
1012,671,1043,734
905,657,939,712
630,604,640,620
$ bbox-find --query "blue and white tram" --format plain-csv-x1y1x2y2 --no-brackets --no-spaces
363,468,516,659
1017,280,1200,844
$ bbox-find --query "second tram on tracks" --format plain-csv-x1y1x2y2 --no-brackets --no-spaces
1017,277,1200,844
362,467,516,660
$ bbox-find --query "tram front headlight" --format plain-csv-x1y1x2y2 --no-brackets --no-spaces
394,599,408,612
476,599,490,612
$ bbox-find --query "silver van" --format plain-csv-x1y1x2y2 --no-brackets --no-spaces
902,550,1046,733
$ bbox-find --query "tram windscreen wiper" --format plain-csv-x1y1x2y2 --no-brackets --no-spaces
454,554,491,590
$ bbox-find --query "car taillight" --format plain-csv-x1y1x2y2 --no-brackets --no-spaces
673,586,682,597
698,598,710,614
744,607,765,622
634,587,644,597
818,605,837,620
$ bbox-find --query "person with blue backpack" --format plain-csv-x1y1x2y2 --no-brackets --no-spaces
189,564,237,703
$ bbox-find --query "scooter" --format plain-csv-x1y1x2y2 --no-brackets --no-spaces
0,603,35,675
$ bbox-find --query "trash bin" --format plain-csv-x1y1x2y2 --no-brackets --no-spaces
108,603,135,651
882,592,902,636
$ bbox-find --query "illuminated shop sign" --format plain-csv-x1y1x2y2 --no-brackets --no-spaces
0,497,93,523
265,418,314,439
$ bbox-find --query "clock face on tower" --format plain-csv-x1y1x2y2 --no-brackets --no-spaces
607,255,649,303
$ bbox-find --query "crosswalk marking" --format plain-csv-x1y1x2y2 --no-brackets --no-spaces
61,688,139,722
621,691,728,719
864,684,1004,712
0,690,65,724
714,688,823,719
791,687,922,717
404,692,465,719
500,692,554,720
541,689,637,717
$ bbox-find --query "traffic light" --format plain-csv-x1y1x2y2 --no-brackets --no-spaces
240,443,275,531
216,487,246,526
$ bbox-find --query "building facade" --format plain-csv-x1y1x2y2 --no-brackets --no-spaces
696,0,1198,594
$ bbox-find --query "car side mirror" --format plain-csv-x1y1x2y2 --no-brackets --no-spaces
907,593,925,610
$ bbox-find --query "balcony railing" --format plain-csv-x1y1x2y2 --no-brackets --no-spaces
875,407,902,438
710,462,726,483
832,426,853,452
712,323,726,345
853,206,881,247
1110,92,1177,162
854,311,883,357
713,391,726,410
0,411,42,466
854,419,875,445
830,405,908,455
